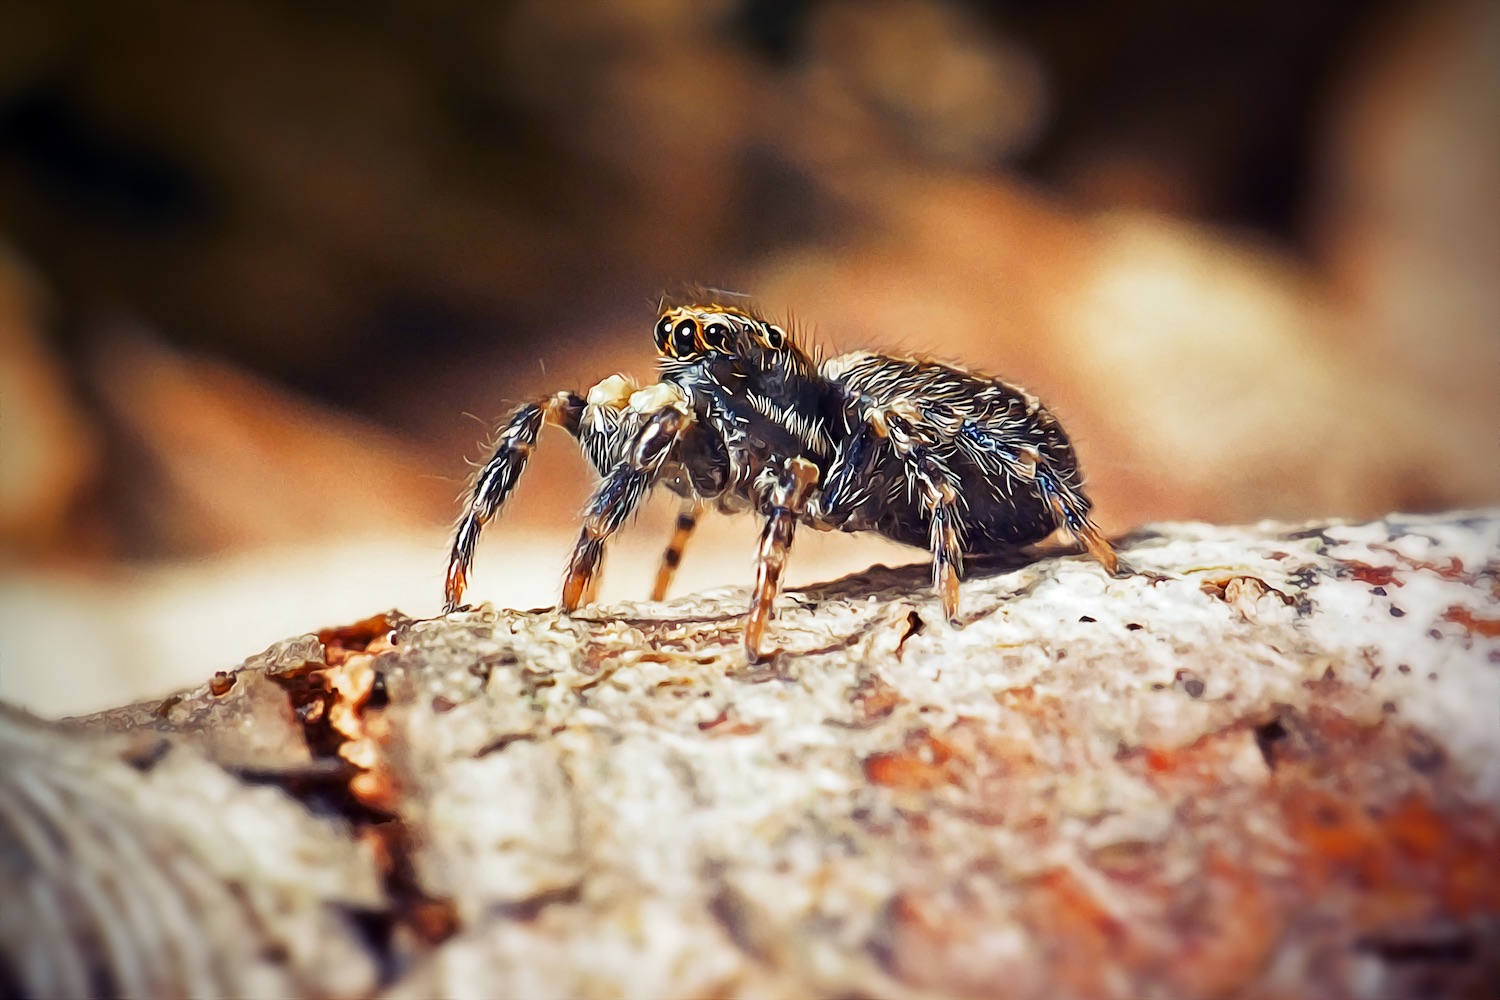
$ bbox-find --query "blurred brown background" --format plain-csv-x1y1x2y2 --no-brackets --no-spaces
1,0,1496,715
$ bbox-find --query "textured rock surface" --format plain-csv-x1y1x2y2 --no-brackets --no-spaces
5,511,1499,998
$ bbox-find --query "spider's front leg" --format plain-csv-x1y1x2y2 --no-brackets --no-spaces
744,456,820,661
560,386,694,611
444,377,635,614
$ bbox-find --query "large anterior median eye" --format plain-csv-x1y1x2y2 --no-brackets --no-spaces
654,316,673,354
672,319,698,357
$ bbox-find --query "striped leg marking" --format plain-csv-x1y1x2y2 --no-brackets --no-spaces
651,502,703,601
744,457,819,661
922,480,964,626
445,392,586,613
1038,471,1120,577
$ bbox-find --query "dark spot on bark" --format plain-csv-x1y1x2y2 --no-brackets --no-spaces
1174,670,1205,698
1398,664,1411,674
1125,622,1144,631
152,694,182,719
895,610,925,656
492,882,583,922
1383,701,1398,714
473,732,537,758
1078,615,1096,623
121,738,172,772
1404,731,1446,773
1390,606,1405,617
1371,585,1387,596
368,672,389,709
1254,717,1287,769
431,695,456,714
209,671,235,696
708,884,768,961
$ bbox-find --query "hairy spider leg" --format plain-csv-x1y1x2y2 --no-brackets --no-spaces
921,479,965,625
1037,469,1121,576
445,381,639,613
894,442,966,626
561,405,689,611
844,402,968,625
445,391,598,613
651,501,704,601
744,457,820,661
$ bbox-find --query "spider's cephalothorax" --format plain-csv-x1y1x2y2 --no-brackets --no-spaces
445,302,1119,659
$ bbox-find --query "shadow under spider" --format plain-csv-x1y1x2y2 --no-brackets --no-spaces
792,546,1055,605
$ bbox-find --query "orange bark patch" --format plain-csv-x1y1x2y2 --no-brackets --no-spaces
854,678,904,723
864,730,963,790
1342,560,1400,587
318,611,396,665
1167,848,1283,997
1442,605,1500,637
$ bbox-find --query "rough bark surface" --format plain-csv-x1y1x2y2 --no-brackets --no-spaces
5,512,1500,998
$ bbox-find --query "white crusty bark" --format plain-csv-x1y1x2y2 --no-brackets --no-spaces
5,511,1499,998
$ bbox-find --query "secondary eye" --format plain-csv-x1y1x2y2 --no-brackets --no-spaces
672,319,698,357
763,325,786,350
654,316,673,353
703,323,730,350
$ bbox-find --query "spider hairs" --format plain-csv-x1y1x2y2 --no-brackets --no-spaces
445,300,1119,660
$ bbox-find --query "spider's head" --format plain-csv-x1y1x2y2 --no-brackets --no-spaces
653,304,791,364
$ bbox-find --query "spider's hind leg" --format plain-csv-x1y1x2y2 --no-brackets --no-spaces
921,479,966,626
651,501,703,601
1037,469,1121,577
840,401,966,620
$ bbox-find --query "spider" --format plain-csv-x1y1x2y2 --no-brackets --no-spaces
444,301,1120,660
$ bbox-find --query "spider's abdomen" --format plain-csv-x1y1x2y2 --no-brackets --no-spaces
822,353,1093,554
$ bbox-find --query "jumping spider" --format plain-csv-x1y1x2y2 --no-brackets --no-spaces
445,302,1119,659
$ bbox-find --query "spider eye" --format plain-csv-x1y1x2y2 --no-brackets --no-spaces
763,325,786,350
703,323,730,350
672,319,698,357
654,316,673,354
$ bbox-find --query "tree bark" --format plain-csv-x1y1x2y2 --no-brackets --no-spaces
5,511,1499,998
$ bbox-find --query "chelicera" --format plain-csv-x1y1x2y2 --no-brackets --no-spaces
445,301,1119,659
